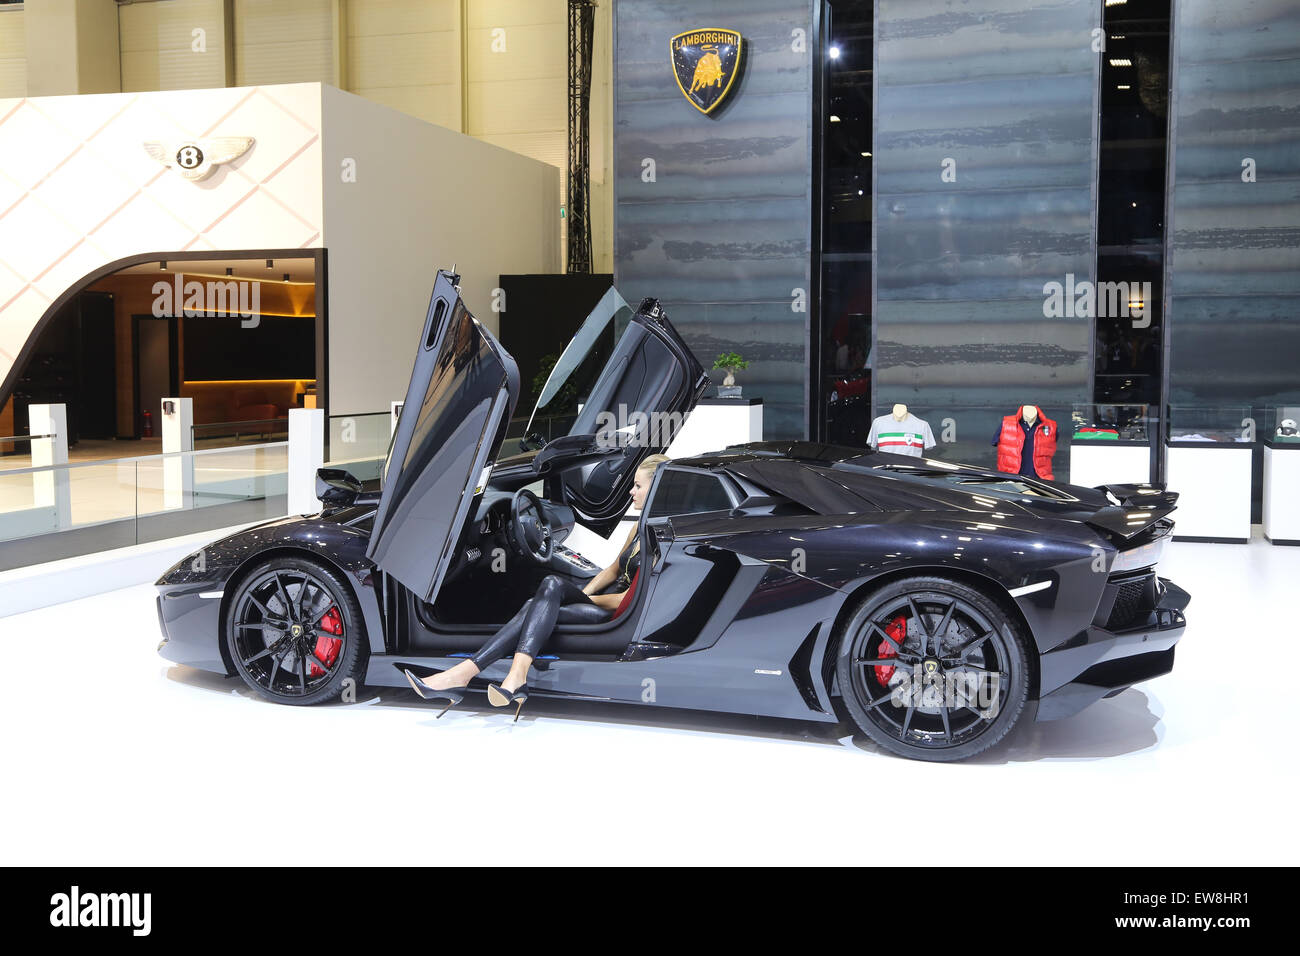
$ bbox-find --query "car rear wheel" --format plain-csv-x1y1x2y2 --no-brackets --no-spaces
835,576,1029,761
226,556,368,706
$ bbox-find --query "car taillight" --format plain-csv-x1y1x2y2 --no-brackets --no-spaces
1111,534,1168,574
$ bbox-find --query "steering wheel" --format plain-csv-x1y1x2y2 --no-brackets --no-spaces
510,489,553,564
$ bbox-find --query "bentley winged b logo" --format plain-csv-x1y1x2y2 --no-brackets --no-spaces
670,28,742,114
143,137,255,181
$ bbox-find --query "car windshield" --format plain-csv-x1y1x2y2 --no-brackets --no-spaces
517,285,634,445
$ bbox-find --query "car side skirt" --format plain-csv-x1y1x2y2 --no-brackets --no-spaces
370,630,843,725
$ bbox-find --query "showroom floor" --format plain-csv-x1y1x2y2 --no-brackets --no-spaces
0,533,1295,866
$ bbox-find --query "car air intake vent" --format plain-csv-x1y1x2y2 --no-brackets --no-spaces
1106,577,1149,630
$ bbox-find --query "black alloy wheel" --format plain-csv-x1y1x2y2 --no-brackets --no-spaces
836,576,1029,761
226,556,368,705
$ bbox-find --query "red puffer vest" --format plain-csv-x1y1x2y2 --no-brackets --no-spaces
996,407,1057,480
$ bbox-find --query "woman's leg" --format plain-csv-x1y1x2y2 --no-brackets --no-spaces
499,577,608,693
556,604,610,624
435,576,604,694
422,596,535,689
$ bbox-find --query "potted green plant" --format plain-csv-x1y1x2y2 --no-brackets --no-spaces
712,351,749,398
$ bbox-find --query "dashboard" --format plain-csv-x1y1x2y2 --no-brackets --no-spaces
446,489,596,580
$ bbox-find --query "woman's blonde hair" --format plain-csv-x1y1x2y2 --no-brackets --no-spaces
637,453,671,477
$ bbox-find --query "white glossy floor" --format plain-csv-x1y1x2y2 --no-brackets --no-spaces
1,533,1297,866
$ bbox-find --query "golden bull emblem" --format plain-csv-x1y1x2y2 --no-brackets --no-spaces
671,29,742,115
690,48,725,94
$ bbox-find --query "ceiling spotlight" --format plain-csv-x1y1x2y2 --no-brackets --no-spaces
1116,84,1131,90
1131,201,1138,207
159,260,167,270
829,45,840,59
225,267,233,276
266,259,274,269
283,273,290,282
829,115,841,123
861,151,871,157
857,189,863,195
1109,58,1132,67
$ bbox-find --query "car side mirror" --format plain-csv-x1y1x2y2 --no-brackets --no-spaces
316,467,363,506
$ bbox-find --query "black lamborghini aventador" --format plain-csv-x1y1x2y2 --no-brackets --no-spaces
155,269,1189,761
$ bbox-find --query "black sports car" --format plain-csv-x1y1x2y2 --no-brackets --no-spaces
156,270,1190,761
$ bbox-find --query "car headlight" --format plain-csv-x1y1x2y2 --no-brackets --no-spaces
1111,535,1167,573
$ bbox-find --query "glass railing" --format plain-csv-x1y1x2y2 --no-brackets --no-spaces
0,443,288,571
192,417,289,449
325,412,391,481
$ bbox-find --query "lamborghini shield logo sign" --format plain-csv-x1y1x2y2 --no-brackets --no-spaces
670,29,742,114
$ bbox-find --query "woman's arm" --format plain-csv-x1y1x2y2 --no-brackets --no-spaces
586,591,625,611
582,564,617,596
582,525,638,596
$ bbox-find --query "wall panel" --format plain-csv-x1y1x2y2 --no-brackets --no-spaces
874,0,1099,439
1167,0,1300,409
346,0,461,130
614,0,814,438
235,0,332,87
120,0,227,92
465,1,566,169
0,6,24,97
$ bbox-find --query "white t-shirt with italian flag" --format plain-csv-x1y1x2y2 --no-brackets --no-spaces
867,413,936,457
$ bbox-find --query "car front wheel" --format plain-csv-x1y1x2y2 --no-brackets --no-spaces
835,576,1029,761
226,556,368,705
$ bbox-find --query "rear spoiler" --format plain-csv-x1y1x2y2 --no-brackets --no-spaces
1086,483,1178,539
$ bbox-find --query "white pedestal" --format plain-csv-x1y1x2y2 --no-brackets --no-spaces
1263,444,1300,545
666,398,763,460
29,404,70,528
1165,443,1252,543
1068,442,1151,488
288,408,325,515
161,397,194,510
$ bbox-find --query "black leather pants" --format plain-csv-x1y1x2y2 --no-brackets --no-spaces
469,575,609,671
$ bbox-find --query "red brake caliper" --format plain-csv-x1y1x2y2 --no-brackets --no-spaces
309,607,343,677
874,615,907,687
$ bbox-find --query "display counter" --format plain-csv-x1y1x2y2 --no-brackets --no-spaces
1263,406,1300,545
1068,403,1152,486
1164,405,1253,543
666,397,763,460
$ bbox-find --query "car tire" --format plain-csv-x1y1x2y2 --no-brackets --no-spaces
834,575,1029,762
225,555,369,706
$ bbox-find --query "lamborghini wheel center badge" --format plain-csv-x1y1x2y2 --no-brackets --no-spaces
671,28,742,115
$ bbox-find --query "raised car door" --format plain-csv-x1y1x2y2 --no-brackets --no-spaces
365,270,519,603
527,291,708,536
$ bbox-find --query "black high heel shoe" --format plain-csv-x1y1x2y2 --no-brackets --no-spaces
487,683,529,722
404,668,465,718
